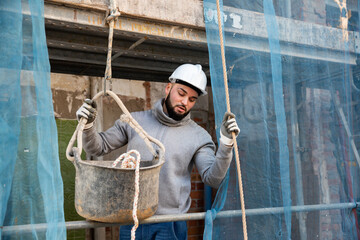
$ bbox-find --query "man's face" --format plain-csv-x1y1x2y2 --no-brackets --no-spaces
163,83,199,121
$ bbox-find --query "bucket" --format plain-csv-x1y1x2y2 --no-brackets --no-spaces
72,148,164,223
66,90,165,223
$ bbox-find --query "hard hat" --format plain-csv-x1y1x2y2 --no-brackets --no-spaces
169,64,207,96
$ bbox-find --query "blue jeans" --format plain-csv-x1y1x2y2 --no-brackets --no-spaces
119,221,187,240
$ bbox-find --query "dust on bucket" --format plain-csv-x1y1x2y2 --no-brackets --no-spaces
72,148,164,223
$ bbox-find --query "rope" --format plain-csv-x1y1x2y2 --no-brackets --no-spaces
104,3,120,94
215,1,248,239
66,118,87,161
112,150,141,240
102,4,143,239
120,114,164,158
101,3,164,239
66,3,165,238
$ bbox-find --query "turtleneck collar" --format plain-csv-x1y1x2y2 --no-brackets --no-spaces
152,99,192,127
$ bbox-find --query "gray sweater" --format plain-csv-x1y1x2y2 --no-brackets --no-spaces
83,99,233,215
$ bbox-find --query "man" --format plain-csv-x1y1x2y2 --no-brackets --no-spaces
76,64,240,240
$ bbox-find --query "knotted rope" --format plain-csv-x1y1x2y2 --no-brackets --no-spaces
215,0,248,239
112,150,141,240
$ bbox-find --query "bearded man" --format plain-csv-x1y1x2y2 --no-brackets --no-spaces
76,64,240,240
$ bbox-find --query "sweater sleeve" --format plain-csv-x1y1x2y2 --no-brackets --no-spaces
194,133,233,189
82,119,129,156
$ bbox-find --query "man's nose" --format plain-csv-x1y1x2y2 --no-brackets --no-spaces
181,97,188,106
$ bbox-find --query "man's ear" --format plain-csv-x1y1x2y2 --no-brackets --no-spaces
165,83,172,96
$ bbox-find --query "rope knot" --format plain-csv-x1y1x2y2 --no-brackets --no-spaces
112,150,140,169
106,7,121,23
112,149,141,240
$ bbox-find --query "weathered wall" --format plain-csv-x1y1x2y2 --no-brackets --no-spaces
46,0,205,27
119,0,204,27
51,73,91,119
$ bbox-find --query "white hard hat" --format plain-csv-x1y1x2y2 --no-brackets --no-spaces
169,64,207,96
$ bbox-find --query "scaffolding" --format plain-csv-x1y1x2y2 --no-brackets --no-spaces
1,0,360,239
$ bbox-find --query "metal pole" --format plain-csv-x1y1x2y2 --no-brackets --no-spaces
289,79,307,240
329,79,360,168
1,202,358,235
111,37,147,61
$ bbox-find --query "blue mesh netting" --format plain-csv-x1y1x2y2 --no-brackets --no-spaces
0,0,66,239
204,0,360,239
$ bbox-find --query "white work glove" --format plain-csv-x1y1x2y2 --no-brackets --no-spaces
76,99,97,129
220,112,240,146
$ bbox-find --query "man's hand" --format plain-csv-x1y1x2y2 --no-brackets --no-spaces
76,99,97,129
220,112,240,146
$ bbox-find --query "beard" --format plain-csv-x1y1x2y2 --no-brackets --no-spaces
164,94,190,121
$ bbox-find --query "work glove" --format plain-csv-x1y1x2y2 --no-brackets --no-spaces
220,112,240,146
76,99,97,129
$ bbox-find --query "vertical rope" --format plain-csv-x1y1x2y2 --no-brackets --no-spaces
104,19,114,94
104,1,120,94
104,3,143,239
215,1,248,239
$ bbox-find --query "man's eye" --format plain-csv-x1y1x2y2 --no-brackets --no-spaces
178,92,185,96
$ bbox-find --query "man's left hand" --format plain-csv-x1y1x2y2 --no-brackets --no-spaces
220,112,240,146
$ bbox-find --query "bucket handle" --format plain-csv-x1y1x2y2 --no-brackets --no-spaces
66,90,165,163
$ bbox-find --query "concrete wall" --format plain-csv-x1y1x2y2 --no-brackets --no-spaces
51,73,91,119
119,0,205,27
46,0,205,27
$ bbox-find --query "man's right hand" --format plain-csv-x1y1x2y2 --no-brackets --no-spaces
76,99,97,128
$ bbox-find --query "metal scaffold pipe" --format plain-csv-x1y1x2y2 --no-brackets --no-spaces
2,202,358,235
